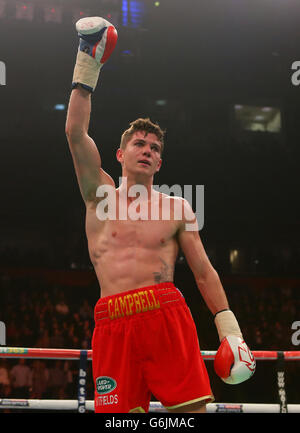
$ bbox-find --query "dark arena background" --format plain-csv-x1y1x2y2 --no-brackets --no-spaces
0,0,299,414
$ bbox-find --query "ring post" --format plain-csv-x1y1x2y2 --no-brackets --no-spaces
77,350,88,413
277,351,288,413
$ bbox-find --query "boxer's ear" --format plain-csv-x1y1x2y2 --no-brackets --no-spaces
116,148,124,164
155,158,162,172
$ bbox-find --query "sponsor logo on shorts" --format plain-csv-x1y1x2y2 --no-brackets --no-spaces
107,289,160,320
96,376,117,395
95,394,119,408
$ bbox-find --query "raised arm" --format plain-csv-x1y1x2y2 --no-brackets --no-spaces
66,87,105,202
65,17,118,203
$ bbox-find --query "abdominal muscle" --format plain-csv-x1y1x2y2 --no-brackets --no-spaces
92,245,177,298
86,210,180,298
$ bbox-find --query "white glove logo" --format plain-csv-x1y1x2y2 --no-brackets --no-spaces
238,341,256,372
214,336,256,385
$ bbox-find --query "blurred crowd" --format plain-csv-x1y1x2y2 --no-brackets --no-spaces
226,285,298,351
0,275,96,404
0,271,299,408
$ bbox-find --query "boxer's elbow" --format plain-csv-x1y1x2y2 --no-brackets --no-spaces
65,123,86,146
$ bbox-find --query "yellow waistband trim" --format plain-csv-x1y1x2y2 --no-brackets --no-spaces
165,395,215,410
129,406,146,413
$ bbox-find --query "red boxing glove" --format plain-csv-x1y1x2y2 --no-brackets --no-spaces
76,16,118,66
72,16,118,92
214,335,256,384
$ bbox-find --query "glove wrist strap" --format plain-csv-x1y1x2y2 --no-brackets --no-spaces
214,310,243,342
72,51,102,93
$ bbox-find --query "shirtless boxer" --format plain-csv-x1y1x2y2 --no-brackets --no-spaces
65,17,256,413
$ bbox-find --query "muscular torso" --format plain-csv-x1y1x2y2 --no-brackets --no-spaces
85,190,181,298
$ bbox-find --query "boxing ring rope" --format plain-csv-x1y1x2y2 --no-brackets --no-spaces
1,347,300,413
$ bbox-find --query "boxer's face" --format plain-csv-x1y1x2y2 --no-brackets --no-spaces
117,131,162,176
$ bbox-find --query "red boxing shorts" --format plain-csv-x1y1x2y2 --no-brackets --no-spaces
92,282,214,413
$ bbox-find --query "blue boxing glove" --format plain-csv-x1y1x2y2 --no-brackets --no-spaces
214,310,256,385
72,16,118,92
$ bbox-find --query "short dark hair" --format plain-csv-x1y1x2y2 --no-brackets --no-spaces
120,118,165,154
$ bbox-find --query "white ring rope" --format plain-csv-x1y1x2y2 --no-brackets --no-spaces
0,399,299,413
0,347,299,413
